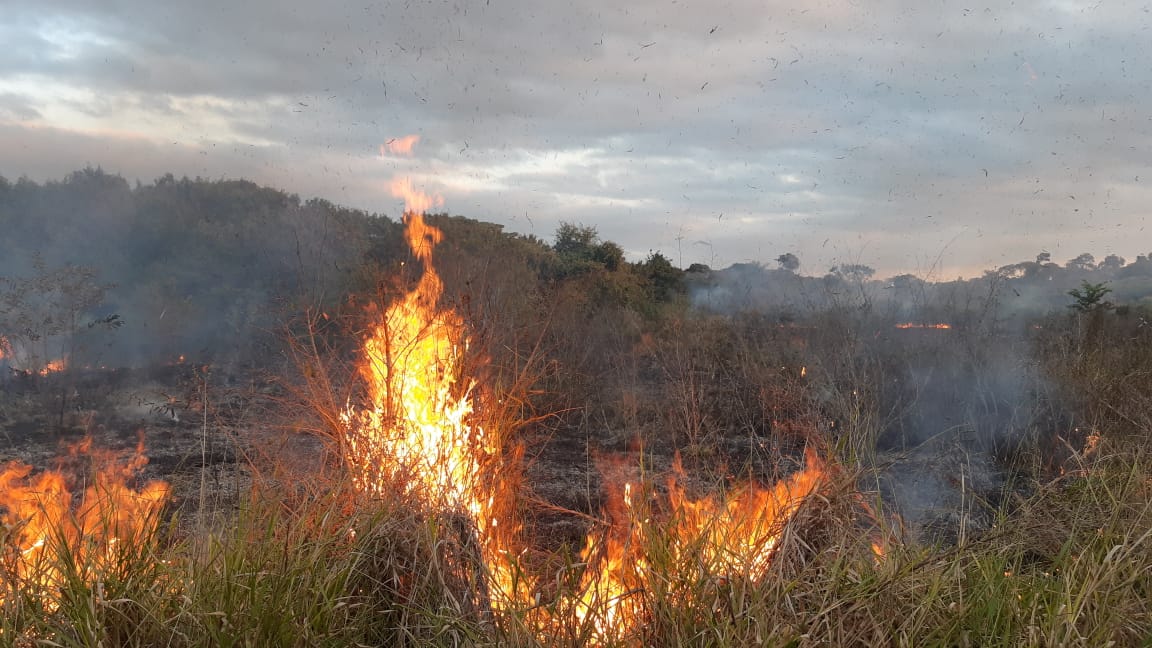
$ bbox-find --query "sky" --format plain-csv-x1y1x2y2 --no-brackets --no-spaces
1,0,1149,278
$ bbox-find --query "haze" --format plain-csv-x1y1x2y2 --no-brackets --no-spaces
2,0,1149,277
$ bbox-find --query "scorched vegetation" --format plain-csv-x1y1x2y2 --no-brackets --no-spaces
2,171,1152,646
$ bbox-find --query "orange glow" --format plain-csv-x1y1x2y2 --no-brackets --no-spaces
0,336,8,361
0,436,169,608
381,134,421,156
894,322,951,330
1083,429,1101,457
389,177,444,217
38,358,67,375
872,541,886,558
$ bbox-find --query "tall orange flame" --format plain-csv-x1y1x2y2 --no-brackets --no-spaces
389,177,444,217
342,182,528,609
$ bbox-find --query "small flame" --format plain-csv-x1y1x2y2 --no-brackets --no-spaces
39,358,67,375
894,322,951,330
871,541,886,561
381,134,421,156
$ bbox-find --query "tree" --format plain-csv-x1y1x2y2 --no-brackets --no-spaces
593,241,625,272
0,257,119,427
776,252,800,272
1099,254,1125,273
0,257,113,372
554,222,599,257
1065,253,1096,272
1067,281,1113,313
887,273,924,291
639,251,683,301
551,222,625,276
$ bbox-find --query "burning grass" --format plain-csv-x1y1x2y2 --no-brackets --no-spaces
6,445,1151,647
0,437,169,613
4,214,1152,645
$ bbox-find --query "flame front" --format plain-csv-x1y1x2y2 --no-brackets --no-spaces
667,447,825,575
0,437,169,608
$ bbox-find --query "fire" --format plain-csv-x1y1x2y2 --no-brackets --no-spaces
574,480,648,638
0,436,169,608
342,170,831,639
573,449,826,641
894,322,951,330
667,447,825,575
381,134,421,156
342,182,527,608
38,358,67,376
389,177,444,216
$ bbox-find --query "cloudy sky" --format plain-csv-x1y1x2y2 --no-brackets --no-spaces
2,0,1149,277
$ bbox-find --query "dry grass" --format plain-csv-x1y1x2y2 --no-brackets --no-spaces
4,303,1152,647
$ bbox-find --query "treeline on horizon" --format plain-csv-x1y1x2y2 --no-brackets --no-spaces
2,167,1150,372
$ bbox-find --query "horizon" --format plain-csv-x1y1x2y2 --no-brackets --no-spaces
2,0,1149,278
8,164,1127,282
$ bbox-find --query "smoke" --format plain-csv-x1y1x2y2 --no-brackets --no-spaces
0,169,380,376
685,259,1110,542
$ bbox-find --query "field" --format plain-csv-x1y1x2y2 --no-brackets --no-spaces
2,214,1151,647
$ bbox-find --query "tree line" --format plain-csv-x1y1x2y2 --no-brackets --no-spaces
2,168,1148,373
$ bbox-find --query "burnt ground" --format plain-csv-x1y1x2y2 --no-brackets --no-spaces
0,365,814,552
2,364,1012,552
0,366,328,528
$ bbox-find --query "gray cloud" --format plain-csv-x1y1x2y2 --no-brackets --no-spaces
1,0,1150,277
